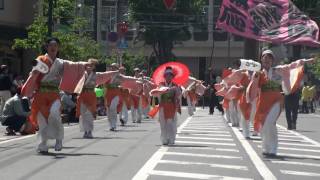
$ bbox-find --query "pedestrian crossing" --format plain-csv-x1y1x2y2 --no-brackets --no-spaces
133,113,260,180
249,124,320,179
133,109,320,180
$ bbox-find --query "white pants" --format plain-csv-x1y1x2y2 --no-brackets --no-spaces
131,98,142,123
187,95,195,116
230,101,240,126
0,90,11,115
240,112,250,138
37,100,64,151
250,98,257,133
159,108,177,145
79,103,94,132
107,96,119,129
119,103,128,124
224,108,231,123
143,105,150,118
261,102,280,154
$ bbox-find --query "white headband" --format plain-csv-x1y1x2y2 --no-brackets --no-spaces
261,49,274,58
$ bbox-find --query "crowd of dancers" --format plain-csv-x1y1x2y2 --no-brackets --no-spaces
2,37,315,158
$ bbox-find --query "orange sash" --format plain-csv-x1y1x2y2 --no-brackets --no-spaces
105,88,121,107
131,94,140,109
30,92,60,124
238,93,251,121
160,102,176,120
141,95,149,109
76,92,97,118
254,91,283,131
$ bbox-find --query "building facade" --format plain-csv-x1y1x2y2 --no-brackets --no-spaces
0,0,38,76
79,0,245,79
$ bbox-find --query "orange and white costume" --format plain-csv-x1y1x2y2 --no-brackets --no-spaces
150,82,181,145
247,58,312,155
182,76,206,116
22,54,87,152
77,71,118,137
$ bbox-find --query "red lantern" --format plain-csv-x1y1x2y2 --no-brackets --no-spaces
117,22,128,35
163,0,176,10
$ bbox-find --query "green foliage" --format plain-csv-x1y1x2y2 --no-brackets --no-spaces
309,54,320,78
103,51,147,76
129,0,206,64
13,0,102,62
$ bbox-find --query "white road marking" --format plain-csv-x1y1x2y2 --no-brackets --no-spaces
159,160,248,170
277,124,320,147
132,116,193,180
278,138,306,143
0,134,36,145
176,135,233,141
180,129,230,134
278,134,301,138
230,127,277,180
277,153,320,160
272,160,320,167
170,146,239,152
176,140,236,146
185,125,226,128
149,170,253,180
280,170,320,177
165,151,242,159
257,145,320,153
182,133,232,137
252,140,318,147
183,127,224,130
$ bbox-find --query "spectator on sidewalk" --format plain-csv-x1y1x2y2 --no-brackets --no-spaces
0,87,30,135
301,82,314,113
0,65,13,115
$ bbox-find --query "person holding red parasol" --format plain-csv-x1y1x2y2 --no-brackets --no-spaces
150,64,187,145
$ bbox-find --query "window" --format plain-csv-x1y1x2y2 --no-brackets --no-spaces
0,0,4,10
100,5,117,33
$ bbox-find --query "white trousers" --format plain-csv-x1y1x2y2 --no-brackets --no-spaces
131,98,142,122
224,107,231,123
143,105,150,118
107,96,119,129
187,95,196,116
261,102,280,154
230,101,240,126
119,103,128,124
240,112,250,138
250,98,257,133
79,103,94,132
0,90,11,115
37,100,64,151
159,108,177,145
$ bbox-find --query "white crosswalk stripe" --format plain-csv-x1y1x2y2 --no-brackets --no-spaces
133,111,255,180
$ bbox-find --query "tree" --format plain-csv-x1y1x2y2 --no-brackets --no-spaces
13,0,103,62
128,0,206,64
103,51,148,76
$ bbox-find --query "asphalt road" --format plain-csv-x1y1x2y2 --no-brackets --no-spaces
0,108,320,180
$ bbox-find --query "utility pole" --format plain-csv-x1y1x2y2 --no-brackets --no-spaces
48,0,54,37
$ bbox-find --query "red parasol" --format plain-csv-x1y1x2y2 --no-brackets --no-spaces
152,61,190,86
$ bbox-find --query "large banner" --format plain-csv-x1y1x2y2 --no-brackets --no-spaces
216,0,320,47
